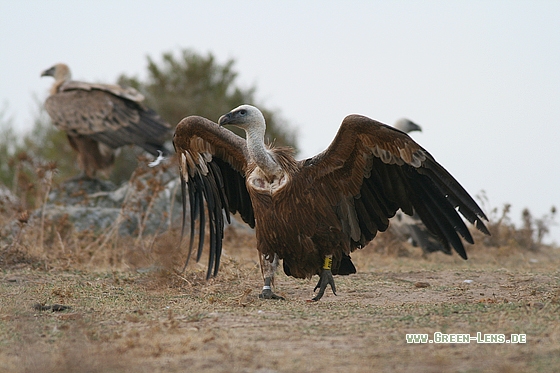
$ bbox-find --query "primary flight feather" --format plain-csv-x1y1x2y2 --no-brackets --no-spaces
390,118,450,256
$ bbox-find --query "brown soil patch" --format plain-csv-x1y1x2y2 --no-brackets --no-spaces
1,226,559,373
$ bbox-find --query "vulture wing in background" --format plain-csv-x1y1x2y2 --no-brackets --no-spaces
174,105,490,301
41,63,171,178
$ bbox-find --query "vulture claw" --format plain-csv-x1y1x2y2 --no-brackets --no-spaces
311,269,336,301
259,288,285,300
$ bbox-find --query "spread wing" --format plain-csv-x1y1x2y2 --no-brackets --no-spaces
173,116,254,279
45,82,171,155
299,114,489,258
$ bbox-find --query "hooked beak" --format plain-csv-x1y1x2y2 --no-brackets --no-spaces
218,112,232,126
410,122,422,132
41,66,55,78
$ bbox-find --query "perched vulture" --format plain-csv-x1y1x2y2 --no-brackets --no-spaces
41,63,171,178
173,105,490,301
390,118,449,255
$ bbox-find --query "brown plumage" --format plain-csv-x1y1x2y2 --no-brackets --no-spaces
41,63,171,178
173,105,490,301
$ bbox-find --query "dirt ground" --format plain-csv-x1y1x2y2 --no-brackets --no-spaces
1,225,559,373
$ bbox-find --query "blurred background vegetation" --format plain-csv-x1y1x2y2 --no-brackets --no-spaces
0,49,556,250
0,49,298,193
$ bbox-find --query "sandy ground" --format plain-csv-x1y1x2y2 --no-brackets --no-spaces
1,226,559,373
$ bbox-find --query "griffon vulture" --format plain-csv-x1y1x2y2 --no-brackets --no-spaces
41,63,171,178
173,105,489,301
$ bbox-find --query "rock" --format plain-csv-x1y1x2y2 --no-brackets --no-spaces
2,158,255,243
41,163,185,236
0,184,19,213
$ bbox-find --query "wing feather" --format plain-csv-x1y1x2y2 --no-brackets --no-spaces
45,87,171,156
419,161,490,235
359,179,390,230
173,116,254,278
61,81,145,102
353,197,378,244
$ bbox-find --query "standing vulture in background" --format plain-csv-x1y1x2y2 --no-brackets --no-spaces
174,105,490,301
390,118,450,256
41,63,171,178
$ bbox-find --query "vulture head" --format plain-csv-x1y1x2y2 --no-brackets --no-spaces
218,104,266,133
218,104,281,174
394,118,422,134
41,63,72,84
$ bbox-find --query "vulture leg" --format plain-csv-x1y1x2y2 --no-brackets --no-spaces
311,255,337,302
259,253,284,300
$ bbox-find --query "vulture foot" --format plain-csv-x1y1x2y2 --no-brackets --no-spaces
310,269,336,301
259,275,284,300
259,288,285,300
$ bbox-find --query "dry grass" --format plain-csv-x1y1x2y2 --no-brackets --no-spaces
1,185,560,372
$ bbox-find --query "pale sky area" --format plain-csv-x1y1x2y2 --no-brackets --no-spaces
1,1,559,244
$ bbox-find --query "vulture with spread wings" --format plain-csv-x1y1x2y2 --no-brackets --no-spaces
41,63,171,178
173,105,489,301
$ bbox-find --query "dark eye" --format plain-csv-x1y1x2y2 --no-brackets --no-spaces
239,110,246,115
